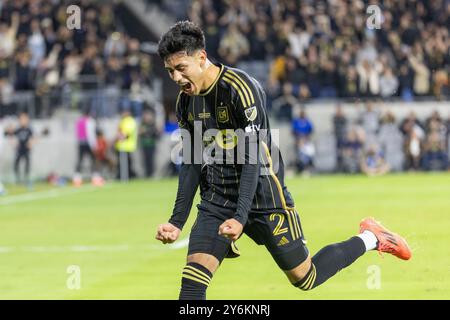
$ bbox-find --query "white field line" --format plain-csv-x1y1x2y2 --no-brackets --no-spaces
168,237,190,249
0,185,113,206
0,239,189,254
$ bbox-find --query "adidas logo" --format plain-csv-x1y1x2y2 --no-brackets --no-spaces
277,236,290,246
382,231,398,246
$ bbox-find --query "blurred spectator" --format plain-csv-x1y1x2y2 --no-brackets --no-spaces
341,127,365,174
283,55,307,87
248,21,272,61
408,51,430,96
114,109,138,180
27,19,45,69
358,101,380,146
333,104,348,172
104,32,127,58
377,111,404,171
360,145,390,177
401,112,425,171
93,128,115,178
203,10,221,59
379,67,399,99
356,59,382,97
0,12,19,59
421,110,449,171
271,82,299,122
295,136,315,175
319,60,338,98
124,72,145,118
14,51,33,90
425,110,447,142
218,23,249,66
398,64,414,101
433,70,450,100
340,66,359,98
292,108,314,174
139,109,160,177
75,109,97,175
404,129,422,171
165,111,179,134
421,131,449,171
292,108,313,139
0,77,14,116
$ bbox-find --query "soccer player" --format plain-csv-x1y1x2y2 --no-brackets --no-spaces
155,21,411,300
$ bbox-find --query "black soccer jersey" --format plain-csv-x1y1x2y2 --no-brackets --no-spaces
169,63,295,229
14,126,33,152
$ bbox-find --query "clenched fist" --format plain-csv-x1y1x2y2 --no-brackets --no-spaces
218,218,243,241
155,223,181,244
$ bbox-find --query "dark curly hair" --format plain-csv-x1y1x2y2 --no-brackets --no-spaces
157,21,205,61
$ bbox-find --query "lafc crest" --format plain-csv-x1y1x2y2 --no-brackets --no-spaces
217,106,229,123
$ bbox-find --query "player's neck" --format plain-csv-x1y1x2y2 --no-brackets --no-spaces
200,60,221,93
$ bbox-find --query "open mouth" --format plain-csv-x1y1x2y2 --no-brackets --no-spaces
180,82,193,93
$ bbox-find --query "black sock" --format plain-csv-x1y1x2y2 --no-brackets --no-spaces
295,237,366,290
179,262,213,300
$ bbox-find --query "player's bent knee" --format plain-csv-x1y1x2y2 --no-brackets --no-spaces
187,253,219,274
179,262,213,300
292,262,317,291
285,255,311,284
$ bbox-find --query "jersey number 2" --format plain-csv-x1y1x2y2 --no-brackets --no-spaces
269,213,288,236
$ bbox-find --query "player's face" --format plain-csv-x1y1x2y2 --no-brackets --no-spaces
19,114,29,127
164,50,206,96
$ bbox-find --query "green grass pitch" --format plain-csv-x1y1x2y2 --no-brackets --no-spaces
0,173,449,299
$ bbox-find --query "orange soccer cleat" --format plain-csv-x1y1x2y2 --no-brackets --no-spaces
360,217,412,260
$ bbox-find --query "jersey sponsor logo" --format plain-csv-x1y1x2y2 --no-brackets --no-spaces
245,124,260,133
217,106,229,123
198,112,211,119
215,129,238,150
244,106,257,121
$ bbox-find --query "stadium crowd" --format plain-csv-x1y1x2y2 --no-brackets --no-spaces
0,0,155,118
291,103,450,175
187,0,450,104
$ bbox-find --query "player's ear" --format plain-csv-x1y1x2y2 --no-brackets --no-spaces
198,49,207,67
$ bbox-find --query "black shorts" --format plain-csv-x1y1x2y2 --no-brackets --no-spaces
188,202,309,270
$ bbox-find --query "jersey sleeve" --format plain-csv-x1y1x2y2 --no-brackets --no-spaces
168,92,201,230
175,91,191,133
